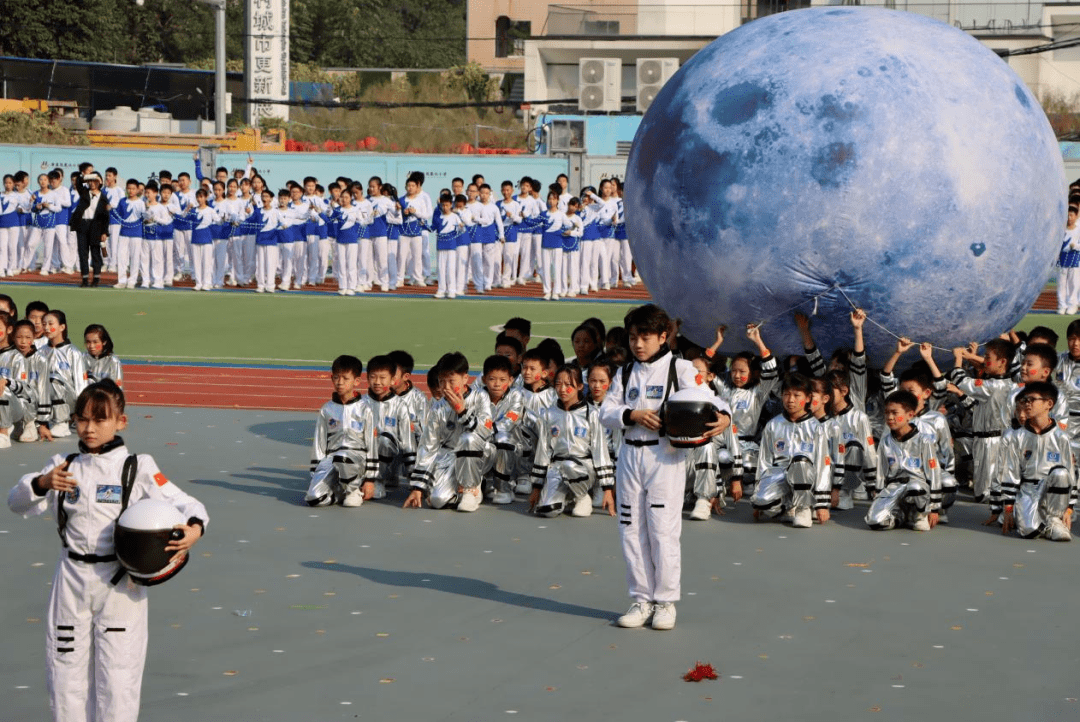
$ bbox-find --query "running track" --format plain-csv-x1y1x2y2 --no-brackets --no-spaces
124,365,414,412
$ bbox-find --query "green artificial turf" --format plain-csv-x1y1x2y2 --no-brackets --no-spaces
0,283,634,369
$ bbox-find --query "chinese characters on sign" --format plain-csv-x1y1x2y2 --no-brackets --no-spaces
245,0,290,123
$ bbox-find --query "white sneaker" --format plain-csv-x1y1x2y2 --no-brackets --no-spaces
50,424,72,438
18,424,39,443
542,293,552,300
651,602,677,630
491,491,514,505
114,282,126,289
852,486,869,501
345,289,355,296
791,506,813,528
457,487,481,512
689,496,712,521
501,281,512,289
912,513,931,532
341,488,364,507
434,292,446,299
617,601,653,628
570,494,593,517
255,287,265,293
515,480,533,495
372,481,386,500
0,432,11,449
837,489,854,510
1044,516,1072,541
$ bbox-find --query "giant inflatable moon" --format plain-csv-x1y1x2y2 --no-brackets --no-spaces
625,7,1066,365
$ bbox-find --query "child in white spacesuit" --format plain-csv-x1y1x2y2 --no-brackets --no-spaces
8,379,207,722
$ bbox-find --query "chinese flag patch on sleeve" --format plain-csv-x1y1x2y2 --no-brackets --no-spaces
507,411,519,422
929,458,937,469
153,472,169,487
695,373,704,386
485,419,493,430
867,436,875,446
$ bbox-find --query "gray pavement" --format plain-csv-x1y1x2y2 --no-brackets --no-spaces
2,406,1077,721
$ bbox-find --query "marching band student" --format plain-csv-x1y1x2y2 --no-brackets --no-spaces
253,189,281,294
231,178,259,287
39,170,72,277
452,194,473,297
102,168,123,274
383,183,402,291
539,190,568,301
367,177,393,291
171,172,196,281
516,177,540,285
207,181,231,290
334,188,364,296
280,184,310,292
561,197,584,298
433,194,463,299
0,175,20,277
18,175,53,275
475,184,505,292
114,180,145,289
497,180,523,288
398,172,432,288
613,179,635,287
301,177,328,288
139,182,172,290
189,189,216,292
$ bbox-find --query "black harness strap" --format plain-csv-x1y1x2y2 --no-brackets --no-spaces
55,453,80,548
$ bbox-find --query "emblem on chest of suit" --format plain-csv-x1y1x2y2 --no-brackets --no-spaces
1023,449,1033,461
328,418,338,428
627,387,639,401
646,385,663,399
551,426,560,437
384,416,397,427
573,426,587,438
96,485,121,504
903,457,922,470
775,440,786,452
64,486,80,504
735,400,749,410
1048,451,1062,463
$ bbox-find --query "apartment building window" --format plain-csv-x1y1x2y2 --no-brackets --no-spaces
495,16,531,58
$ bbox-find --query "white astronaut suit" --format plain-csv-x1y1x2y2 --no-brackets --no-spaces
8,438,207,722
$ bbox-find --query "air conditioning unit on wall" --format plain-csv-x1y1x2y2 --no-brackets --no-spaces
579,57,622,112
636,58,679,112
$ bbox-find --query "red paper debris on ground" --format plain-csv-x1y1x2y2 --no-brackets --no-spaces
683,662,719,682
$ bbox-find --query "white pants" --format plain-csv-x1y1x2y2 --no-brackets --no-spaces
483,243,501,289
21,227,43,271
596,239,612,289
604,238,620,287
0,227,16,275
191,244,214,290
619,239,633,284
540,247,564,297
421,232,432,280
386,238,399,289
171,228,189,276
255,244,278,292
455,245,469,295
580,241,598,291
242,234,258,284
280,241,303,288
1059,266,1080,312
398,235,424,285
335,243,359,292
61,228,78,271
502,241,519,286
437,249,457,297
40,227,62,273
210,239,229,287
371,236,389,289
309,237,331,286
46,558,148,722
359,239,373,287
517,233,535,282
616,442,685,604
227,236,244,284
138,240,165,288
564,249,580,295
112,236,138,286
466,242,483,291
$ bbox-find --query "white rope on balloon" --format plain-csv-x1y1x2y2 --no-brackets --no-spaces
750,283,976,353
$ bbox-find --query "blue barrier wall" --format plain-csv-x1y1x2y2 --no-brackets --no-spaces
0,144,569,190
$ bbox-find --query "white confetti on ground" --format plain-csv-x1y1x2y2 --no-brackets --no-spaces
861,569,873,573
484,550,493,554
273,650,284,653
687,592,697,596
999,577,1009,580
901,542,910,546
309,515,319,518
351,611,362,615
892,684,906,688
360,545,370,548
825,600,836,603
537,526,547,529
1027,550,1037,553
15,686,29,690
423,519,432,523
733,562,742,566
933,645,944,649
778,536,787,539
237,540,249,544
729,676,743,680
967,608,978,612
340,701,352,705
176,692,189,697
212,607,222,610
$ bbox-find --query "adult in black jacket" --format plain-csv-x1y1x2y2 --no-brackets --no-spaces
71,171,110,286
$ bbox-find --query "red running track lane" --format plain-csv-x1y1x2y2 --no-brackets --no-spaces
124,365,430,411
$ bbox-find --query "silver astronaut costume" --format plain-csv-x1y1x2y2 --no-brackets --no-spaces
1054,351,1080,455
686,413,742,507
86,354,123,386
395,384,428,484
948,369,1014,511
365,390,416,488
825,404,878,497
915,409,958,510
600,347,714,604
484,387,526,498
865,427,942,530
1001,421,1076,539
751,412,832,516
0,344,29,432
531,399,613,516
410,387,492,508
48,342,89,429
716,354,779,490
8,439,207,722
515,384,557,493
306,394,378,506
